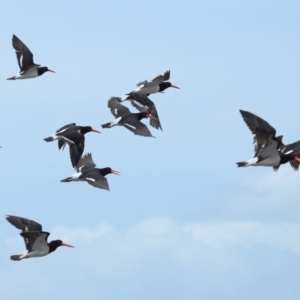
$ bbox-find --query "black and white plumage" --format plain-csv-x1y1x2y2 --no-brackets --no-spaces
44,123,101,168
101,97,155,137
6,215,74,261
125,70,180,95
7,35,55,80
277,141,300,171
237,127,281,168
60,153,120,191
237,110,300,170
121,94,162,130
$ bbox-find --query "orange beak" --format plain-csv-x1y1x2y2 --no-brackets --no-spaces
92,128,101,133
47,69,55,73
61,242,74,248
171,84,180,89
146,114,157,120
111,169,121,175
294,155,300,162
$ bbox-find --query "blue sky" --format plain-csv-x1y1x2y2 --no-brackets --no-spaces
1,0,300,299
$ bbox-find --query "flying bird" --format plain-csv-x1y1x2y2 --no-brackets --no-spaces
101,97,155,137
61,153,120,191
6,215,74,261
125,70,180,96
7,34,55,80
44,123,101,168
121,94,162,130
237,110,300,170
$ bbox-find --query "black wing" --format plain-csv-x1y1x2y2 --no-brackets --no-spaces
6,215,42,232
69,136,85,168
108,97,131,117
85,170,110,191
280,140,300,171
20,231,50,252
126,94,162,130
58,139,67,150
289,161,300,171
56,123,76,133
122,115,154,137
76,153,96,172
56,123,77,150
12,35,36,71
240,110,276,137
151,70,170,83
255,128,275,152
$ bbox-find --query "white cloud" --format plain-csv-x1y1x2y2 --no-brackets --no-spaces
50,217,300,271
232,167,300,213
2,217,300,299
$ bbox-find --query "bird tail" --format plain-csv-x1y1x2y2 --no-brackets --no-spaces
119,94,129,101
60,177,72,182
236,161,247,167
7,76,17,80
43,136,55,142
101,122,112,129
10,255,22,261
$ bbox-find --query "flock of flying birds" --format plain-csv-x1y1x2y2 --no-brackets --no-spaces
6,33,298,262
5,35,180,260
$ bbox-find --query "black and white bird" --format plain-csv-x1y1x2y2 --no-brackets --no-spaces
124,70,180,96
44,123,101,168
61,153,120,191
101,97,155,137
237,110,300,170
7,34,55,80
121,94,162,130
6,215,74,261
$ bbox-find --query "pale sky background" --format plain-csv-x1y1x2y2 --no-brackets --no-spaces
1,0,300,299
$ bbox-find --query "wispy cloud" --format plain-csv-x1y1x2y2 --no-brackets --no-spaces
2,217,300,299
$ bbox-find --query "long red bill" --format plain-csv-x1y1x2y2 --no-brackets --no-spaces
294,156,300,162
171,84,180,89
92,129,101,133
47,69,55,73
111,169,121,175
61,242,74,248
146,114,157,120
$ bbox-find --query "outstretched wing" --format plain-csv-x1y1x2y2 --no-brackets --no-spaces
56,123,76,133
85,170,110,191
69,136,85,168
12,35,36,71
76,153,97,172
151,70,170,83
122,116,154,137
136,80,148,87
126,94,162,130
6,215,42,232
239,110,276,137
108,97,131,117
20,231,50,252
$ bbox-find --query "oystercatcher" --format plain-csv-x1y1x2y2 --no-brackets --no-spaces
61,153,120,190
43,123,101,168
101,97,155,137
7,34,55,80
237,110,300,170
121,94,162,130
6,215,74,261
125,70,180,95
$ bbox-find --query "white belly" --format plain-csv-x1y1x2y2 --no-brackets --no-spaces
16,67,38,79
